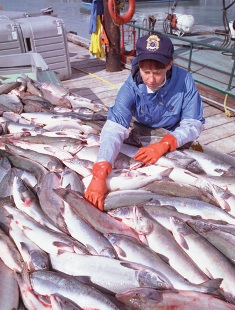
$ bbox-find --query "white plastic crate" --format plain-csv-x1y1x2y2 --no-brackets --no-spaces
16,15,72,80
0,19,24,55
0,13,71,81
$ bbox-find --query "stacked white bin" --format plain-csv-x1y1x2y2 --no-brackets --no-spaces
0,12,71,81
0,18,24,55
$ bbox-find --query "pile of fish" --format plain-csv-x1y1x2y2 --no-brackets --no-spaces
1,77,235,309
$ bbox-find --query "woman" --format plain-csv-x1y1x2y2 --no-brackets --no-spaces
85,33,205,211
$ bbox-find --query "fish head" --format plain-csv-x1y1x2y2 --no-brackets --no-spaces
170,216,190,250
116,287,167,308
107,207,134,227
137,268,173,290
29,250,50,271
132,206,154,235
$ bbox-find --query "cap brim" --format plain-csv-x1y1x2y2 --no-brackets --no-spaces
135,52,171,65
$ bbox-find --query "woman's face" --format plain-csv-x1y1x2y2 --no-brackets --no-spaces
139,60,173,90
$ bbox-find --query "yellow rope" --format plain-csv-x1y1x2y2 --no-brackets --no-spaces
223,94,233,117
72,66,120,90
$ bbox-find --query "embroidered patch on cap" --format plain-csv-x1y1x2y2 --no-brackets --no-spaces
146,35,160,52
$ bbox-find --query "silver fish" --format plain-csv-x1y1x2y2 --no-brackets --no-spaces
5,121,45,134
12,175,59,232
60,200,118,258
14,134,85,155
63,157,93,178
0,93,23,113
38,172,70,234
0,168,17,198
105,233,222,293
49,294,83,310
196,180,235,216
11,167,38,189
0,156,11,183
0,259,19,310
38,82,72,108
0,149,47,186
19,92,54,110
60,167,85,195
50,252,172,294
170,216,235,304
0,197,13,234
9,220,50,271
116,287,235,310
60,111,107,121
0,226,23,272
183,149,235,176
26,79,44,97
44,119,99,135
2,111,33,124
66,93,108,112
188,219,235,265
15,268,52,309
104,189,157,211
21,111,76,125
144,194,235,225
30,270,120,309
8,139,73,161
142,179,216,204
54,187,139,240
5,142,64,172
83,167,172,192
0,81,21,94
4,205,89,256
132,206,212,285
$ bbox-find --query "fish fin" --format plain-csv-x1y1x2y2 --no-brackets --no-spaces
160,204,178,212
37,295,51,306
14,261,31,286
214,168,226,175
172,229,189,250
217,199,231,212
85,244,99,255
114,245,127,258
161,167,174,178
44,146,55,153
57,249,69,255
188,196,204,201
53,242,71,251
191,215,203,220
120,261,143,270
138,234,149,245
6,214,14,220
64,183,71,190
20,242,30,256
22,225,32,231
157,253,170,264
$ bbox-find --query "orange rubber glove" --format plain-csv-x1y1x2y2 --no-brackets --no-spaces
134,134,178,165
84,161,112,211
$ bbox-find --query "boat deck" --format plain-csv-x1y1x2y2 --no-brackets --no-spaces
62,39,235,157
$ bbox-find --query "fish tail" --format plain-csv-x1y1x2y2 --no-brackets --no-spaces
200,278,224,298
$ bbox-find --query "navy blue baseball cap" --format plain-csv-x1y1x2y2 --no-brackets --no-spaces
135,34,174,65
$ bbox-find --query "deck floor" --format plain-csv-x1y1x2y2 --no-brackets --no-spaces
62,41,235,157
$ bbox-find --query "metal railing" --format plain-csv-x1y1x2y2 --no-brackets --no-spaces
123,23,235,95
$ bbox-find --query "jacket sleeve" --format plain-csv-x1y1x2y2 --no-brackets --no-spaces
96,120,130,165
171,118,204,147
170,69,205,147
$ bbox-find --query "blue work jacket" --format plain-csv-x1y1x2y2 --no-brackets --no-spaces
107,63,205,130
